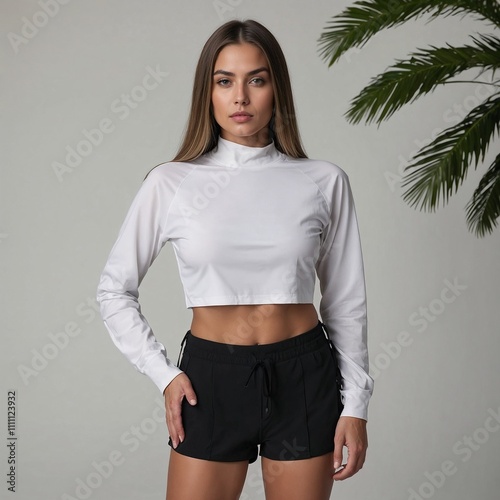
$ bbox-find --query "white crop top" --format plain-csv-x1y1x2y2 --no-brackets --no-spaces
96,136,374,420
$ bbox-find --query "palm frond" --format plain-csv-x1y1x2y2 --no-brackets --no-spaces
401,94,500,210
466,153,500,236
318,0,500,67
346,35,500,125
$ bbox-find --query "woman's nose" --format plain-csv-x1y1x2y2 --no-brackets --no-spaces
234,83,249,105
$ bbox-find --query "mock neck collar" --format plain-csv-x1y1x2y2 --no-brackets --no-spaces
206,136,281,168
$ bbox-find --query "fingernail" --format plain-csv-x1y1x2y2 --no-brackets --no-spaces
190,399,196,405
334,461,340,469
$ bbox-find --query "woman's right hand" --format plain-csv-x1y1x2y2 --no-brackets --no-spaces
163,373,197,448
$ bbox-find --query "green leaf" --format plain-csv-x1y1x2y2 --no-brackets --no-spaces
401,94,500,210
318,0,500,67
466,153,500,236
345,35,500,125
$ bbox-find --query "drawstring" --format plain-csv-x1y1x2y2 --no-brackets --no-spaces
176,331,189,367
245,356,274,416
245,357,274,397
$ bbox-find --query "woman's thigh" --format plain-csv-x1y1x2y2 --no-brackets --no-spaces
166,449,249,500
261,452,335,500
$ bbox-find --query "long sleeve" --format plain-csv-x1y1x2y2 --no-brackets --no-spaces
96,167,183,394
315,169,374,421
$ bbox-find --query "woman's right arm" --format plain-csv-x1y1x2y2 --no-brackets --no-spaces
96,166,184,393
96,166,198,444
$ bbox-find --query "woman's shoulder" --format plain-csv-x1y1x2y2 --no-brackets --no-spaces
285,154,350,183
143,159,199,183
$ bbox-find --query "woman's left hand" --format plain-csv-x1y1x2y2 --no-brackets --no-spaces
331,416,368,480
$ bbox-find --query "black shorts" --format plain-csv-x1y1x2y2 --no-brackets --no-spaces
167,320,344,464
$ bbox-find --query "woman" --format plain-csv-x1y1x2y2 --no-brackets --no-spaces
96,19,374,500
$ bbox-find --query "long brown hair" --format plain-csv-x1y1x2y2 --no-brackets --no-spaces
145,20,306,179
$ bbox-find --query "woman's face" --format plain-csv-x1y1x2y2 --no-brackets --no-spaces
211,42,274,147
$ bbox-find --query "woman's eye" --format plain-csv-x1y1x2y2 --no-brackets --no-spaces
251,77,265,85
215,77,265,87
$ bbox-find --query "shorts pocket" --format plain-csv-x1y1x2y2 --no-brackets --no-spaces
299,344,342,456
174,355,215,459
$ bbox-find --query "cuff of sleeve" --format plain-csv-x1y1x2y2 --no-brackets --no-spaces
339,388,372,421
140,354,184,395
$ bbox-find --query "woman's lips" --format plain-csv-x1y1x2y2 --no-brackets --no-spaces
230,113,253,123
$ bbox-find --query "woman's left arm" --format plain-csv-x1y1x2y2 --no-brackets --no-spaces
315,166,374,479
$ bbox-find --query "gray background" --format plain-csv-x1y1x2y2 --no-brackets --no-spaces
2,0,499,499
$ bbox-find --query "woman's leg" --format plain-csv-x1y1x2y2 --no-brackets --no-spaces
261,452,335,500
166,449,249,500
